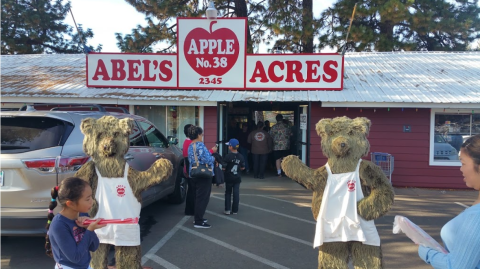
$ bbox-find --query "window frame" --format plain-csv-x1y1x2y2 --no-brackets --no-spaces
429,108,477,167
137,120,169,148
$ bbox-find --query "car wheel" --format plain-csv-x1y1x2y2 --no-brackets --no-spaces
167,172,187,204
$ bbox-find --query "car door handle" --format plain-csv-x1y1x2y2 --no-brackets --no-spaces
155,154,162,159
125,155,134,160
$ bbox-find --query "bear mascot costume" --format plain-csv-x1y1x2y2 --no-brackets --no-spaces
282,116,394,269
75,116,173,269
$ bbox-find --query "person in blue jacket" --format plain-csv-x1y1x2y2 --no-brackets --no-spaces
418,134,480,269
188,125,216,229
45,177,106,269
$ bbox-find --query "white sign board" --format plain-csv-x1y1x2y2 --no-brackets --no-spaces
86,18,344,91
246,54,343,89
177,18,247,89
87,53,177,88
300,114,307,130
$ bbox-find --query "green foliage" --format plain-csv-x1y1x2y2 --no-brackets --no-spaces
319,0,480,52
263,0,319,53
1,0,101,54
118,0,318,53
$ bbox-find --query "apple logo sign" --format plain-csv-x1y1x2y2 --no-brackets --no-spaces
184,21,239,77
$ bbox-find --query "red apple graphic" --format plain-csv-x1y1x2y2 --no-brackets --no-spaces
184,21,239,77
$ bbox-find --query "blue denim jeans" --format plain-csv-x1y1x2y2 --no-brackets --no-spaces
225,182,240,213
252,153,268,178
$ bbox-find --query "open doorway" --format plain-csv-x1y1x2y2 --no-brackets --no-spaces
217,102,310,176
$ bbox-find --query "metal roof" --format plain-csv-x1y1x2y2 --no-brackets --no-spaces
1,52,479,108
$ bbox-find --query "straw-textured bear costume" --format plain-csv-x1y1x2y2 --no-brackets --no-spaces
282,116,394,269
75,116,173,269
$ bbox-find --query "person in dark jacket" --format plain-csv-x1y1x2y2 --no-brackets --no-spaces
247,121,273,179
222,139,245,215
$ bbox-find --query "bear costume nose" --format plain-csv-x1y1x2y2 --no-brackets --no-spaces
332,137,349,156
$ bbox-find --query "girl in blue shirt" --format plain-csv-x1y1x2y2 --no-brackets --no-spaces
45,177,106,269
418,134,480,269
187,125,216,229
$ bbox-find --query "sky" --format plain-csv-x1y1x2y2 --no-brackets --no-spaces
64,0,336,53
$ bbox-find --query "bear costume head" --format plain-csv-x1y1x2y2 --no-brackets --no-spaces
80,116,133,162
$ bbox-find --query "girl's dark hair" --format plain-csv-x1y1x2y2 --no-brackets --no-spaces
187,125,203,140
45,177,89,258
461,134,480,172
184,124,193,136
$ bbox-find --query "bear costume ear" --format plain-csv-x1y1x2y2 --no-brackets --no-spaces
316,118,332,137
351,117,371,135
80,118,96,135
119,118,134,136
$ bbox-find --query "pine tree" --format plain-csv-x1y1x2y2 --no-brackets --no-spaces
318,0,480,52
264,0,319,53
117,0,317,53
1,0,101,54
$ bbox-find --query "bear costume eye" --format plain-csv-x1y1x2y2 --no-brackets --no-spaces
113,132,119,137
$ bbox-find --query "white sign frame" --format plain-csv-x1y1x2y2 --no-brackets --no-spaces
85,18,344,91
177,18,247,89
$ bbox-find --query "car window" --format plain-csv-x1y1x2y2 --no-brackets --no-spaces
130,121,146,146
137,121,167,148
1,116,68,153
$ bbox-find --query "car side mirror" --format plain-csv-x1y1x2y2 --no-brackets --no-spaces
167,136,178,145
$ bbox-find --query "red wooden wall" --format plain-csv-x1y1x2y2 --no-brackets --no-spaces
203,106,218,149
309,105,465,189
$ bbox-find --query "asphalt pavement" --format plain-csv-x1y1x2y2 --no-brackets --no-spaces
1,172,477,269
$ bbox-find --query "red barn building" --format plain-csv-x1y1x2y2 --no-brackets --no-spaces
2,52,479,188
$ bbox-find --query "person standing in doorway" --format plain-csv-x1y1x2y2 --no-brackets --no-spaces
263,120,271,133
248,121,273,179
237,124,250,174
270,114,292,177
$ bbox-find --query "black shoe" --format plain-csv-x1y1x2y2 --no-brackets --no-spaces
259,176,264,179
192,218,208,224
194,222,211,228
253,175,258,179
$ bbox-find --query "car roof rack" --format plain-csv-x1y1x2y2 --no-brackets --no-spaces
19,104,130,114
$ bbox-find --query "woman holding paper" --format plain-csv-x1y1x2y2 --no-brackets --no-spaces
418,134,480,269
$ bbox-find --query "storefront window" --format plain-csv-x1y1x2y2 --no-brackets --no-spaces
431,109,480,165
136,106,167,133
166,106,198,145
135,106,199,146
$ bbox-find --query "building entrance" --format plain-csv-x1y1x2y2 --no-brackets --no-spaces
216,102,311,171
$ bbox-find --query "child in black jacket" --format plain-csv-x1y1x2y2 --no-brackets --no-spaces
223,139,245,215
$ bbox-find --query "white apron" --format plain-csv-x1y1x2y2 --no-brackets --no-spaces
313,159,380,248
93,164,141,246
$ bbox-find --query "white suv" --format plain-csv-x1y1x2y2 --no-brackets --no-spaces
1,105,186,236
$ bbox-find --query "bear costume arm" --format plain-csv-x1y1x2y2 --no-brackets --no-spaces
282,155,323,191
128,158,173,199
357,160,395,221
